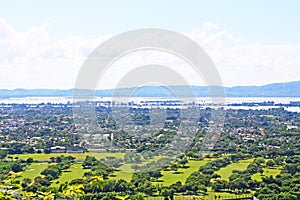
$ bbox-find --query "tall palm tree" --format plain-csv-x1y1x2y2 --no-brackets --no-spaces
8,171,21,187
90,176,104,194
37,191,55,200
0,191,15,200
21,191,36,200
64,184,85,199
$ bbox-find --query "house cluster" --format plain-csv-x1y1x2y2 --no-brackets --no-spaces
286,125,298,130
229,127,263,140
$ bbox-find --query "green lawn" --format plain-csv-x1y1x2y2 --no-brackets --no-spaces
252,167,281,181
12,154,255,188
110,164,134,181
109,155,166,181
20,163,49,180
157,159,210,186
19,162,90,185
216,158,254,181
11,153,170,183
52,163,90,186
111,158,212,184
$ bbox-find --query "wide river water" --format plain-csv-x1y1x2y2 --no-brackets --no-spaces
0,97,299,112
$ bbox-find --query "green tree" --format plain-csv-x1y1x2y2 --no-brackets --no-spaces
64,184,84,199
37,191,55,200
0,191,14,200
160,188,174,200
21,191,36,200
229,178,248,193
131,193,144,200
266,159,275,167
11,163,22,172
90,176,104,193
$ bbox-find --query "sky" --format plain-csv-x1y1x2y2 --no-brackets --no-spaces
0,0,299,89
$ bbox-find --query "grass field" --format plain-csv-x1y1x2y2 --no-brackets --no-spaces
12,153,165,183
110,158,214,184
19,163,49,180
51,163,90,186
9,153,125,184
19,162,90,184
11,154,256,190
11,152,125,161
110,164,134,181
216,158,254,181
157,159,210,186
251,167,281,181
110,155,166,181
7,155,258,199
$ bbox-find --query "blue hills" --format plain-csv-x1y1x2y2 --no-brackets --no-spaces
0,81,299,98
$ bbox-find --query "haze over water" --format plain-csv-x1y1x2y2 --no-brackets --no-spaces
1,97,299,113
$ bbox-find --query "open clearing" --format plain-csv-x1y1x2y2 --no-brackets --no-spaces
12,154,254,189
110,163,134,181
157,159,210,186
251,167,281,181
12,153,167,183
216,158,254,181
52,163,90,186
109,155,165,181
9,155,258,199
20,163,49,180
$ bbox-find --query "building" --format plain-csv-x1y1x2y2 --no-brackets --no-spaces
125,149,137,152
50,146,66,153
66,146,85,153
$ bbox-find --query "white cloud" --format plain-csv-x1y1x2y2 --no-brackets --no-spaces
0,19,111,89
0,19,299,89
202,22,218,30
188,26,300,86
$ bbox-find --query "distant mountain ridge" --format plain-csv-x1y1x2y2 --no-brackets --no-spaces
0,81,299,98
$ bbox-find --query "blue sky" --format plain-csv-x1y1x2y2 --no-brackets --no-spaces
1,0,299,44
0,0,299,89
